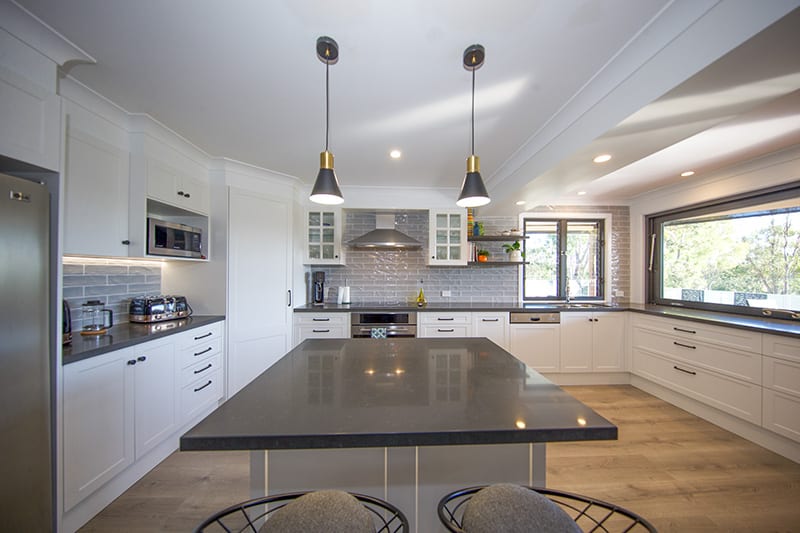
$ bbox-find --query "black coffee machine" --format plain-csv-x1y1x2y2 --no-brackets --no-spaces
312,271,325,305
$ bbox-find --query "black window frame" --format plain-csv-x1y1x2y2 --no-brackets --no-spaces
646,181,800,318
522,217,605,302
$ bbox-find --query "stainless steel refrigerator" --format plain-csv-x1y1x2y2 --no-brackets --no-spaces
0,171,54,530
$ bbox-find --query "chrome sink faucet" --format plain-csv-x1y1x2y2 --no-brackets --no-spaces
565,281,571,303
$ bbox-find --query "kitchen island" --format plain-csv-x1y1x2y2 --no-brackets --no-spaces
181,337,616,531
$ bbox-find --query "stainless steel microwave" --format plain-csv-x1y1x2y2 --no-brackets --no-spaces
147,218,204,259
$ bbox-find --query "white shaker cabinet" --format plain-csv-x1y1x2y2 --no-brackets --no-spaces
428,210,467,266
131,340,177,461
62,124,131,257
509,323,560,372
228,187,293,397
146,158,209,215
177,321,225,424
63,347,135,511
762,334,800,443
304,209,345,265
419,312,472,338
293,312,350,345
472,312,509,350
560,311,627,372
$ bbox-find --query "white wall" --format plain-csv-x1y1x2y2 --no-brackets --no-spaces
628,145,800,303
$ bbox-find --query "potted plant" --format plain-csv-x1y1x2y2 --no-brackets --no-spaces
502,241,525,262
476,249,490,262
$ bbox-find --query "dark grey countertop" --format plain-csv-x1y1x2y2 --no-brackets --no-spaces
295,302,800,337
180,337,617,451
62,315,225,365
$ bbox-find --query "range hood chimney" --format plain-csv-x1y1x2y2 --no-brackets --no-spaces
347,213,421,249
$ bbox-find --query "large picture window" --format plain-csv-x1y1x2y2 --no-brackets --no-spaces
647,183,800,317
522,218,605,301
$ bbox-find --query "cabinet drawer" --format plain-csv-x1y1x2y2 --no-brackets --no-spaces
419,312,471,325
763,334,800,364
177,321,223,351
180,353,223,388
633,348,761,424
763,388,800,442
632,327,761,383
763,356,800,397
294,313,349,326
420,325,471,338
296,325,349,339
181,370,223,424
179,337,222,369
632,314,761,353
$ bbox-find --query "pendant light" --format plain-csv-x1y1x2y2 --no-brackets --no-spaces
456,44,490,208
310,36,344,205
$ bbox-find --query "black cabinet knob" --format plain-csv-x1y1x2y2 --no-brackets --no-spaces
121,240,131,245
137,356,146,362
127,359,136,365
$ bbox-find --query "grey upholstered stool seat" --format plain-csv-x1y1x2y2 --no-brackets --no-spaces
438,484,658,533
194,490,408,533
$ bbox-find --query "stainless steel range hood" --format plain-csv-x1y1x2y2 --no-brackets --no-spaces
347,213,421,249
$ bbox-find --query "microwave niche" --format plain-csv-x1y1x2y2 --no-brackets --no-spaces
147,218,204,259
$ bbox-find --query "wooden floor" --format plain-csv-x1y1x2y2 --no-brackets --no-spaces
79,385,800,532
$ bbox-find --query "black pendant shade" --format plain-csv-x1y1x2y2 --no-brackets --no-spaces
310,36,344,205
309,151,343,205
457,44,490,208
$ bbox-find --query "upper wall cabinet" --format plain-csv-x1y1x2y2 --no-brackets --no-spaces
0,29,61,171
63,122,131,257
146,158,209,215
304,208,345,265
428,209,467,266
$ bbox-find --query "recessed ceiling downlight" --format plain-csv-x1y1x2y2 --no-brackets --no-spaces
515,200,526,206
681,170,695,177
577,191,587,196
389,149,402,159
593,154,612,163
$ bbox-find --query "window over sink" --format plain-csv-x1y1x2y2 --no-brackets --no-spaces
647,182,800,318
521,216,605,302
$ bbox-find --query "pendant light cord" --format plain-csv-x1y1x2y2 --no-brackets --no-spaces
325,61,330,152
471,68,476,155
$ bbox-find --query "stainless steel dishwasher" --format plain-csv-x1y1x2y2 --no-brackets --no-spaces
508,312,561,372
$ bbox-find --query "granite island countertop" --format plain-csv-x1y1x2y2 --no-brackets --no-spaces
180,337,617,451
63,315,225,365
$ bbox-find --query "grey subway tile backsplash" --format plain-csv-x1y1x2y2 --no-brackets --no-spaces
308,207,630,305
62,258,163,330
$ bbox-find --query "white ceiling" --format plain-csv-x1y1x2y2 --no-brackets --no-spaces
13,0,800,212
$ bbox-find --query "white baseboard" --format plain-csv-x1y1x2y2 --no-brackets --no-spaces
543,372,631,386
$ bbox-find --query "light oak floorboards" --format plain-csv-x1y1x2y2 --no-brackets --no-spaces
79,385,800,532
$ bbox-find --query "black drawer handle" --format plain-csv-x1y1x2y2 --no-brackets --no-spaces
194,331,213,340
482,318,499,322
673,327,696,334
312,317,330,322
312,329,330,333
194,380,212,392
194,346,213,357
437,317,455,321
438,328,455,332
673,365,697,376
673,341,696,350
529,317,541,322
193,363,213,374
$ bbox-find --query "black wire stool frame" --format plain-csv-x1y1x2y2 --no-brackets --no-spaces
194,490,409,533
438,485,658,533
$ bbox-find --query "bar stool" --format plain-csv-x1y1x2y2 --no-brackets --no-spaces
194,490,409,533
438,484,657,533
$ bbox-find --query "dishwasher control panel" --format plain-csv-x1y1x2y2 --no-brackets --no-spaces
509,312,560,324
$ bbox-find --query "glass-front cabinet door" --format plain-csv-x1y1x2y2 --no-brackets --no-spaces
428,209,467,266
305,208,344,264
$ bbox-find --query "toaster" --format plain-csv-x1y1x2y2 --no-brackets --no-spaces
129,295,191,323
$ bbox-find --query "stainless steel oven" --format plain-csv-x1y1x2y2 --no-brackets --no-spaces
351,311,417,338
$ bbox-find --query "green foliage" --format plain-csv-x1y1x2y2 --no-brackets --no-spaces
662,213,800,295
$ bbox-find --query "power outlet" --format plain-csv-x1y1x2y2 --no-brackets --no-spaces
441,290,451,297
